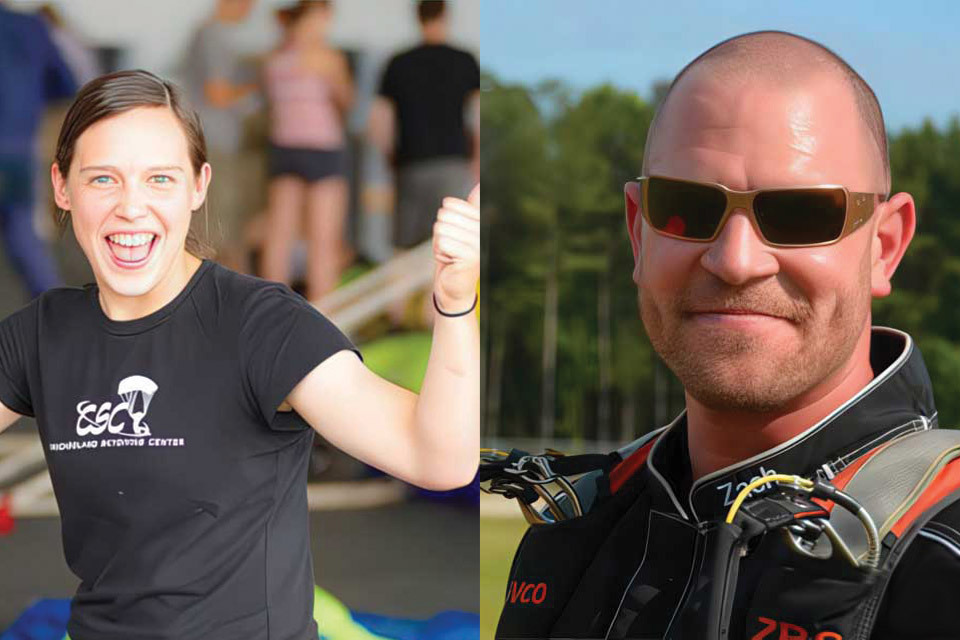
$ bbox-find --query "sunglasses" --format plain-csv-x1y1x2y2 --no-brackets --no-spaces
630,175,886,247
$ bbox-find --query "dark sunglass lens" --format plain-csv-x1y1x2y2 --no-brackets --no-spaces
646,178,726,239
753,189,846,245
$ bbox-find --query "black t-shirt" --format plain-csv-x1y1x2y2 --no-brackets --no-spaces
0,260,361,640
378,43,479,166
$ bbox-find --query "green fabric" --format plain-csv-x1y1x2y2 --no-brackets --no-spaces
314,585,391,640
62,587,390,640
360,331,432,392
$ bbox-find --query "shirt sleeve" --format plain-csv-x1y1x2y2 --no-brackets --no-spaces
37,19,77,101
239,284,361,431
466,51,480,90
377,55,398,99
0,303,37,417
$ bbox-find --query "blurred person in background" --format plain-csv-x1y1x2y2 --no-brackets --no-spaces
368,0,479,326
260,0,354,301
0,3,75,298
37,4,101,87
37,4,103,86
184,0,259,273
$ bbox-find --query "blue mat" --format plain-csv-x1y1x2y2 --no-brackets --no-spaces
1,599,479,640
352,611,479,640
0,600,69,640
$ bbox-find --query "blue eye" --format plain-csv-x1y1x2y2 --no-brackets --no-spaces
150,175,173,184
93,175,113,184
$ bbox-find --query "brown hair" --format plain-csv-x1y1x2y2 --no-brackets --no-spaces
277,0,330,28
54,69,213,258
418,1,446,23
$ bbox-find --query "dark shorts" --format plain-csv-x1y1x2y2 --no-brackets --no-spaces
267,145,347,183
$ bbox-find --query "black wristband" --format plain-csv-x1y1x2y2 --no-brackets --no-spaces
433,293,478,317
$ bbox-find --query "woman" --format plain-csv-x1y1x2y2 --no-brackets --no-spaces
0,69,478,640
261,0,354,300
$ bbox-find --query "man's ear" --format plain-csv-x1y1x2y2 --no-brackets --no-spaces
191,162,212,211
871,191,916,298
625,181,642,261
51,162,71,212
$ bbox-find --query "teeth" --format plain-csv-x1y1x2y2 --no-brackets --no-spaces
108,233,155,247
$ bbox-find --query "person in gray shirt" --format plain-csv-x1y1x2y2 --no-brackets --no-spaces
183,0,260,272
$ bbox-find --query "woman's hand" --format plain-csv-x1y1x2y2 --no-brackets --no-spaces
288,187,481,490
433,184,480,314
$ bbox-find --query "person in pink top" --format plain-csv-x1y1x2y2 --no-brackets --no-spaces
261,0,353,300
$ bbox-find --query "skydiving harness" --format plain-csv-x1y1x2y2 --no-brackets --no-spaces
481,426,960,640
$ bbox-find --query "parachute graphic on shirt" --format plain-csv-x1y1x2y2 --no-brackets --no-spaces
117,375,158,437
74,375,160,438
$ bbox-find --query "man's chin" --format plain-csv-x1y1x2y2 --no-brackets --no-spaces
685,378,792,413
672,356,800,413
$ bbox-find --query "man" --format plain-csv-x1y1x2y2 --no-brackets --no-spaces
368,0,479,323
495,31,960,639
183,0,259,271
0,3,75,297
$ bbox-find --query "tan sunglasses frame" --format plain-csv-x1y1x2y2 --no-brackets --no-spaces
633,175,886,247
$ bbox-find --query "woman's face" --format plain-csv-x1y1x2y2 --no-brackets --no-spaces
52,106,210,300
294,5,332,43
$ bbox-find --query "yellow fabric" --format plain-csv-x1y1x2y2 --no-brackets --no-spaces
314,586,391,640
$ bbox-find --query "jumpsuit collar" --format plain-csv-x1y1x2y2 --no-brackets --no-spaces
646,327,938,522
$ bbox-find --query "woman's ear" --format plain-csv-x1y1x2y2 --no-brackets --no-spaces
51,162,71,212
870,191,916,298
191,162,212,211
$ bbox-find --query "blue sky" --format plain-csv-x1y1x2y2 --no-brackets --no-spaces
480,0,960,133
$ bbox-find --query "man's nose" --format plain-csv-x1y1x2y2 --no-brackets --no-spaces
699,210,779,285
117,183,149,222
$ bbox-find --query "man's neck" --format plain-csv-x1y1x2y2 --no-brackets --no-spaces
421,22,447,45
686,325,875,481
214,3,241,24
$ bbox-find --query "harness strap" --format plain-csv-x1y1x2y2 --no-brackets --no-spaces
810,428,960,562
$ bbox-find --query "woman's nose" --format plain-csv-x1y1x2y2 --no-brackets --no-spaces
116,184,149,222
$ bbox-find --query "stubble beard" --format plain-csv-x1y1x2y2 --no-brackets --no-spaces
639,266,871,414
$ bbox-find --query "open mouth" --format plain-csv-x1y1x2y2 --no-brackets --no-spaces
105,232,159,269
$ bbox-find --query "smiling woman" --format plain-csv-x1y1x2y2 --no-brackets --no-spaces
0,69,480,640
50,72,212,320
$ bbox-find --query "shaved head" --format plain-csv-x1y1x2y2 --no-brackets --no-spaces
644,31,889,193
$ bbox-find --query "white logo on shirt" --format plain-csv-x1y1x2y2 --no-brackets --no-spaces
76,375,159,438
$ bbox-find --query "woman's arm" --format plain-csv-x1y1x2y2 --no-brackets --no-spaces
366,97,396,160
306,48,354,112
0,402,22,436
287,187,481,490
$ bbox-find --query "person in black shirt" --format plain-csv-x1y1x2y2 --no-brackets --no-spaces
368,0,480,251
0,69,479,640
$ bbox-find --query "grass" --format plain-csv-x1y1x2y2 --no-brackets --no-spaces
480,516,529,640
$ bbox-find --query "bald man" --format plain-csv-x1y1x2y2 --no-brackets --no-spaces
494,31,960,640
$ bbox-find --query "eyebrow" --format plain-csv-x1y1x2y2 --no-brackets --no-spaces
79,165,186,173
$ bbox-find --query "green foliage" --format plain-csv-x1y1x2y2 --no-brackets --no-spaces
483,72,958,441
